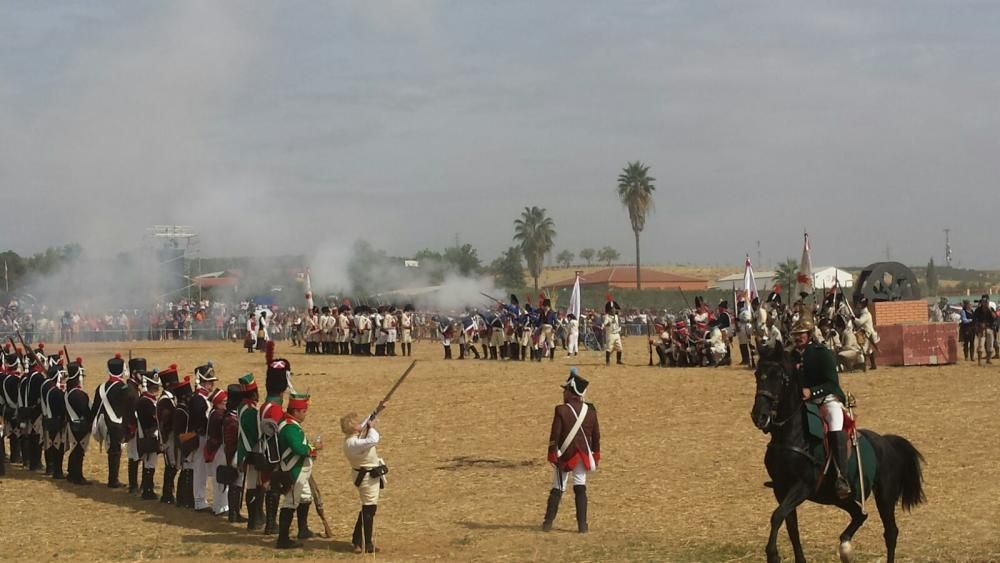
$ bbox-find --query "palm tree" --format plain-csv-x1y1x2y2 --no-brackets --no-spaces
617,161,656,289
775,259,799,295
513,206,556,292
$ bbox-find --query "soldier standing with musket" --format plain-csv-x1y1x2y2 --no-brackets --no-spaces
156,365,181,504
275,392,319,549
19,354,46,471
189,363,218,512
237,373,265,530
64,358,91,485
42,361,67,479
137,369,162,500
204,387,230,516
90,353,132,488
221,383,246,523
542,369,601,534
172,375,196,508
260,354,294,535
124,357,147,494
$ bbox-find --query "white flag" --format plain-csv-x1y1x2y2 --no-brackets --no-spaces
304,268,314,311
568,273,582,320
796,232,813,297
743,256,758,302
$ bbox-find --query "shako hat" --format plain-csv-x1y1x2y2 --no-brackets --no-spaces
143,368,162,388
561,367,589,397
265,358,292,395
172,376,193,398
107,353,126,377
128,357,147,374
158,364,180,389
239,373,258,393
66,358,85,383
288,392,311,411
194,362,217,384
225,384,243,410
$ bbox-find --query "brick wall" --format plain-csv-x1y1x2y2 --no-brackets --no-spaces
877,323,958,366
871,300,928,327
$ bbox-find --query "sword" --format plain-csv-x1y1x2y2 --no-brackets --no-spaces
846,392,867,515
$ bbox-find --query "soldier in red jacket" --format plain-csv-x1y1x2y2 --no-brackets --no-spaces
542,368,601,533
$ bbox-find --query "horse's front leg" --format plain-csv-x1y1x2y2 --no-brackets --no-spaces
836,499,869,562
786,508,807,563
767,482,812,563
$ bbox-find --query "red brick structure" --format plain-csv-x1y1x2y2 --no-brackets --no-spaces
869,300,958,366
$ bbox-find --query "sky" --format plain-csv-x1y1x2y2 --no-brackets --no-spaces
2,1,999,272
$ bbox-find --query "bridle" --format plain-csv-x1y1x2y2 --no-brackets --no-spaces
755,362,798,430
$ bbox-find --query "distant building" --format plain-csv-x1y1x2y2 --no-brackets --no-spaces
812,267,854,289
548,267,707,291
711,266,853,292
712,271,777,291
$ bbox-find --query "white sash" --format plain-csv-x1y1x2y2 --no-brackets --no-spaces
557,402,589,456
65,388,84,422
98,381,123,424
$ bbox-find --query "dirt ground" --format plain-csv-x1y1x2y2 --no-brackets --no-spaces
1,337,998,562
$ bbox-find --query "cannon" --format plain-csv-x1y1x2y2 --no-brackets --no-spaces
852,262,922,304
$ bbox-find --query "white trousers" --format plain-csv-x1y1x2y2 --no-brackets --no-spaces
141,451,158,470
567,332,579,355
126,436,139,461
552,464,588,491
210,454,229,514
817,396,845,432
193,440,210,510
283,462,313,508
245,463,261,490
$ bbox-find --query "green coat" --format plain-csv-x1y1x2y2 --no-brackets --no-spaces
277,417,314,480
236,402,259,466
797,343,846,402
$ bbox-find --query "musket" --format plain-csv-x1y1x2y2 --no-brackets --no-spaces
647,317,654,366
676,288,691,310
14,331,39,370
361,360,417,437
308,476,335,538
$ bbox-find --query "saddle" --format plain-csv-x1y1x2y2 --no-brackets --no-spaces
802,403,875,502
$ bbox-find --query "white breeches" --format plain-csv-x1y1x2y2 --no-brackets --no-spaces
283,463,313,508
567,333,579,354
552,464,588,491
127,436,139,461
606,333,623,352
818,397,845,432
193,440,209,509
210,455,229,514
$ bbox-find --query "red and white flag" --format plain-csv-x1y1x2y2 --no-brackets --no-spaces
796,232,813,297
743,255,758,303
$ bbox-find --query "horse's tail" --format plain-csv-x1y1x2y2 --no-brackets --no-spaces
884,434,927,511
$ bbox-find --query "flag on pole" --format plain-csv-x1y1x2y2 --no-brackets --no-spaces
304,268,314,311
567,272,582,320
795,232,813,297
743,255,758,303
3,260,7,293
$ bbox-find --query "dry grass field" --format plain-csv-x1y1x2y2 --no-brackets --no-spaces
2,337,999,562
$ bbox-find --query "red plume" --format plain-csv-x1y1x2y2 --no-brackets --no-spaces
525,295,531,305
58,350,64,356
773,284,782,294
115,352,122,359
538,292,546,302
265,340,275,365
606,292,613,302
76,357,83,365
38,342,45,350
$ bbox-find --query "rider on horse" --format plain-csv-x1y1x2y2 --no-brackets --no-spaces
790,318,852,499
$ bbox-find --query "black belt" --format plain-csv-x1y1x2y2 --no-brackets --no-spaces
353,464,388,487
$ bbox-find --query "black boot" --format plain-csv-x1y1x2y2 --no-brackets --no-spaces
458,344,466,359
869,352,878,370
549,347,555,361
471,345,481,359
362,504,377,553
276,507,302,549
9,435,20,464
296,502,314,539
44,445,54,475
142,468,159,500
160,465,177,504
573,485,588,533
481,345,488,360
831,431,853,500
51,446,65,479
174,468,186,507
739,344,751,366
245,489,261,530
107,451,124,489
264,491,279,535
541,488,562,531
128,459,140,494
520,345,528,361
616,351,623,365
68,447,89,485
605,351,611,366
444,346,452,360
27,436,40,470
0,436,5,476
229,486,247,522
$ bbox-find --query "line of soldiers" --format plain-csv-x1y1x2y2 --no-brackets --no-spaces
430,295,629,365
301,304,416,358
0,341,394,551
651,291,880,372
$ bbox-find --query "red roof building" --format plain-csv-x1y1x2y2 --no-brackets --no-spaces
548,267,707,291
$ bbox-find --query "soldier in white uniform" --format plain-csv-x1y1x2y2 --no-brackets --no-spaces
705,321,727,366
601,300,623,366
852,297,880,370
342,411,388,554
384,307,399,356
337,305,352,355
565,314,580,357
400,305,415,357
835,316,865,372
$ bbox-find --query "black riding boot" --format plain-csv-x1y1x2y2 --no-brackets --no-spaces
160,465,176,504
831,431,853,500
520,345,528,361
68,447,89,485
605,351,611,366
174,468,186,506
108,451,125,489
0,437,5,476
352,505,378,552
375,344,385,357
8,435,20,464
868,352,877,370
480,344,488,359
44,444,54,475
128,459,140,494
51,446,65,479
229,486,247,522
19,435,28,468
142,468,158,499
471,345,481,359
616,351,623,365
276,507,301,549
264,491,279,535
573,485,588,533
541,488,562,531
296,502,314,539
549,347,556,361
443,345,452,360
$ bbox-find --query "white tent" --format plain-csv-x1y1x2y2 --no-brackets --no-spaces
812,266,854,289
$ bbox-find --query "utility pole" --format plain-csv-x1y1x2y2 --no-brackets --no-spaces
756,240,761,268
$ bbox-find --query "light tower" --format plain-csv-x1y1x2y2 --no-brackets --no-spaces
144,226,200,301
944,228,952,267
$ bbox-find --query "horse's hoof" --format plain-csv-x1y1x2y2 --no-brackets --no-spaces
839,540,854,563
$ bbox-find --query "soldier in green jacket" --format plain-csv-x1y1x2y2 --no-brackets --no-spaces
275,392,320,549
236,373,264,530
791,319,851,499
